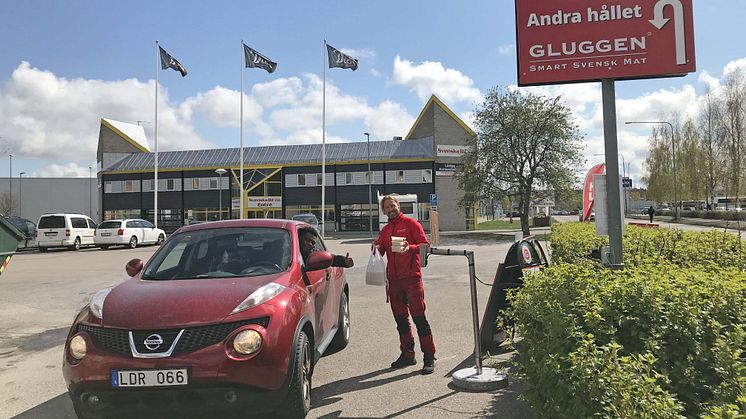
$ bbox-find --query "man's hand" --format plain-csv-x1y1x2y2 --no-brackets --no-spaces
371,239,379,251
342,253,354,268
400,239,410,253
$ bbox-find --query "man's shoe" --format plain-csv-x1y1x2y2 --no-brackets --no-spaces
422,356,435,375
390,354,417,369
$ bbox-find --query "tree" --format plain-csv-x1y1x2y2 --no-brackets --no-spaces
717,69,746,206
0,192,15,216
459,87,583,235
697,89,725,209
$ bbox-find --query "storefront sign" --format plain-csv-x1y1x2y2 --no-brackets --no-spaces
515,0,696,86
436,145,470,158
435,163,463,176
248,196,282,208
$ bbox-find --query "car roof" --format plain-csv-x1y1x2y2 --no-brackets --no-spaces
174,218,297,234
39,213,90,218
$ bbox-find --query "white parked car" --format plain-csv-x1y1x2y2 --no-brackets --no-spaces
94,219,166,249
37,213,97,252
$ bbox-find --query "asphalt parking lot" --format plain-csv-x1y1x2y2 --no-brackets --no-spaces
0,235,534,419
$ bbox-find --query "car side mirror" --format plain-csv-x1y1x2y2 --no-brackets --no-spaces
126,258,144,277
305,251,333,271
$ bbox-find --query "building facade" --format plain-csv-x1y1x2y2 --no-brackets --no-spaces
98,95,476,233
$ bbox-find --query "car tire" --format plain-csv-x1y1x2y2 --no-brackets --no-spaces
282,330,311,418
69,237,81,251
38,247,48,253
129,236,138,249
156,234,165,245
328,291,350,352
99,245,109,250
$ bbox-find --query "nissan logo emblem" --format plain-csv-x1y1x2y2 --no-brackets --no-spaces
144,334,164,350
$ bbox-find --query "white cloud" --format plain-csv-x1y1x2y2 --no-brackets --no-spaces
338,47,376,60
497,44,515,56
392,55,483,104
32,162,94,177
723,58,746,77
0,61,212,160
370,68,382,78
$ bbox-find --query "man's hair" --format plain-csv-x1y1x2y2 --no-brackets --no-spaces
380,194,400,210
298,228,316,239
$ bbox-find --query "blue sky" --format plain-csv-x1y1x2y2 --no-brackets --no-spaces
0,0,743,184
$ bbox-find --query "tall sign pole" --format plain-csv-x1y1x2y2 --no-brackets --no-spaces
515,0,696,269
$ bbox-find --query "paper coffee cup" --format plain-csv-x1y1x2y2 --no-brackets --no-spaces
391,236,406,253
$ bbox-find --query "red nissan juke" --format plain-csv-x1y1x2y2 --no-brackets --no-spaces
62,219,350,418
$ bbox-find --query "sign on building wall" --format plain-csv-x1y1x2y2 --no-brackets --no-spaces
435,163,463,177
515,0,696,86
248,196,282,208
436,145,470,157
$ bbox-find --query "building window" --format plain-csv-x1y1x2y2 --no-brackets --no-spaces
210,178,218,189
397,171,405,183
192,178,200,190
316,173,323,186
167,179,175,190
423,169,432,183
298,174,306,186
345,173,353,185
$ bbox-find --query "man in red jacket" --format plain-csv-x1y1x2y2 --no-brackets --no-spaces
373,195,435,374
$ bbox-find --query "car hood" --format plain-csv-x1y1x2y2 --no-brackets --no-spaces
101,273,288,329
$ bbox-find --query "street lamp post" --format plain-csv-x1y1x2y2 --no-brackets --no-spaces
88,166,92,219
19,171,25,218
8,154,13,216
215,169,227,220
364,133,372,238
625,121,678,220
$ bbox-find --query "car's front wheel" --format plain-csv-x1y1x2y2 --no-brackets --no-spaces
328,291,350,352
129,236,138,249
282,330,311,418
156,234,165,245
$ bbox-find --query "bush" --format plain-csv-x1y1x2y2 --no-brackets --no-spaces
550,222,746,271
510,263,746,417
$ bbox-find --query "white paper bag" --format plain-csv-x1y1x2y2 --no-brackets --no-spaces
365,249,386,286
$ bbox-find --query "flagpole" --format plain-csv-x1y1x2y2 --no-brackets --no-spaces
154,40,159,229
240,40,245,219
321,39,327,237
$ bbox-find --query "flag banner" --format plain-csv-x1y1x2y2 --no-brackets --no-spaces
159,46,187,77
326,44,358,71
582,163,605,222
243,44,277,73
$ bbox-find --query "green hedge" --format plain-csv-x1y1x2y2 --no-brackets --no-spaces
550,222,746,271
510,223,746,417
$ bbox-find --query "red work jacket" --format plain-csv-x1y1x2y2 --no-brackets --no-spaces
378,213,429,282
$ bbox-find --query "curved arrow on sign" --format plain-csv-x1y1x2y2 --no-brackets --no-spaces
649,0,687,65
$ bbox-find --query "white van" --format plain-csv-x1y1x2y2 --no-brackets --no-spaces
378,193,419,230
37,213,97,252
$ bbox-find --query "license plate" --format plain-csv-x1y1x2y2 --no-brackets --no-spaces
101,233,112,236
45,232,57,237
111,368,188,388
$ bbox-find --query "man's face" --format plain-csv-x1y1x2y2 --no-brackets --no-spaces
300,233,316,255
382,199,401,220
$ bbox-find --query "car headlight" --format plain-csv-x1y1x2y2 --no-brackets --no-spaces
233,330,262,355
231,283,286,314
89,288,112,319
69,335,87,359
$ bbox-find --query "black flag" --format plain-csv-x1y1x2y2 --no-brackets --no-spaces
159,46,188,77
243,44,277,73
326,44,358,71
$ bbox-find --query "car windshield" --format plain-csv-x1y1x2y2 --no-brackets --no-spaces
141,227,291,280
293,215,317,225
98,221,122,229
39,216,65,229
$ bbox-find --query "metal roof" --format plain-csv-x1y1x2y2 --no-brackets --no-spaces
104,137,434,172
101,118,150,152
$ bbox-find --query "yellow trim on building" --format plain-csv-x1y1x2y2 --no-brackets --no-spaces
404,94,476,140
100,119,150,153
245,167,282,194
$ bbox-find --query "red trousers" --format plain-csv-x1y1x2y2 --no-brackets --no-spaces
387,278,436,358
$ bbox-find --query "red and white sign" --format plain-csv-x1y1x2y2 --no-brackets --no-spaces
436,145,470,158
248,196,282,208
582,163,605,222
515,0,696,86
